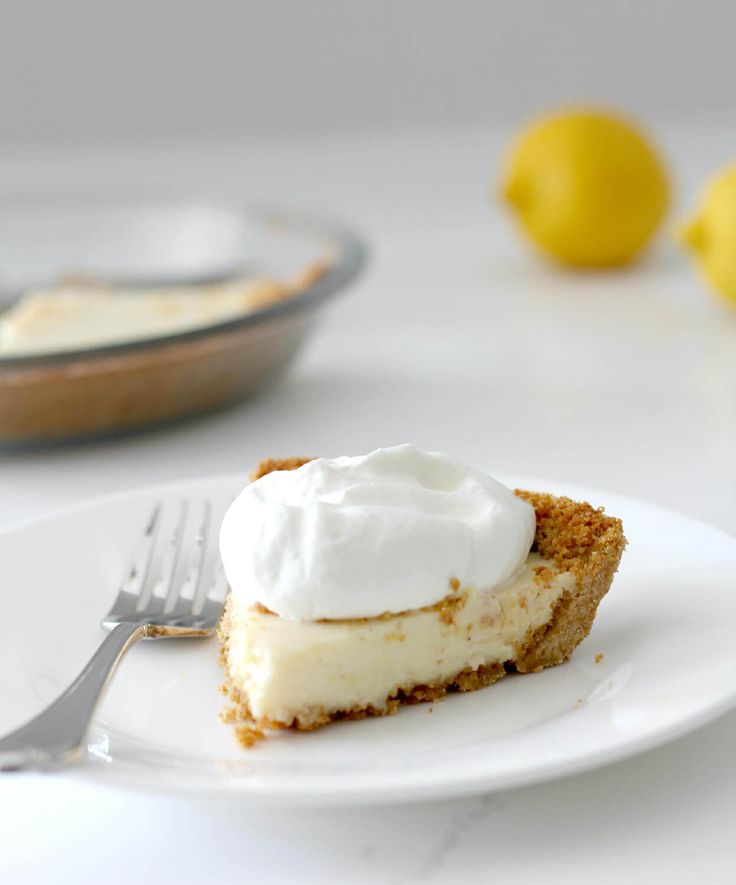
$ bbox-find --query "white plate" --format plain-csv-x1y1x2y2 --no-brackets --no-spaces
2,473,736,805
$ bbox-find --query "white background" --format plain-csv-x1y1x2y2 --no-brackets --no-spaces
3,4,736,883
2,0,736,143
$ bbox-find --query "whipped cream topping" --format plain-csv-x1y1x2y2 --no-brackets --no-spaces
219,444,536,621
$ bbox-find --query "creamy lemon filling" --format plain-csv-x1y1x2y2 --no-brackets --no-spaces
0,278,287,355
223,553,574,728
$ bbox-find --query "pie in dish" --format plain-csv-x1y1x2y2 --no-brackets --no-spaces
217,446,626,746
0,263,330,443
0,265,326,357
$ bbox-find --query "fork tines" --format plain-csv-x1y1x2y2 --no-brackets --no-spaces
103,500,227,631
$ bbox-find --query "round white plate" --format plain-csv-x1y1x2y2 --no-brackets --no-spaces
2,473,736,805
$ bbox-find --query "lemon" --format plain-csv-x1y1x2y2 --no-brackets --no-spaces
500,108,670,268
679,165,736,307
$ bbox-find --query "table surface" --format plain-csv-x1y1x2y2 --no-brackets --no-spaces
2,123,736,884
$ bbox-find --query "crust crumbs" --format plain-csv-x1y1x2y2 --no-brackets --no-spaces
252,601,274,615
251,576,469,625
250,457,313,482
533,565,555,587
219,459,627,742
235,725,265,748
511,489,625,673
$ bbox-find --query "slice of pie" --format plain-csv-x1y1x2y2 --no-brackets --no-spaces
218,451,625,746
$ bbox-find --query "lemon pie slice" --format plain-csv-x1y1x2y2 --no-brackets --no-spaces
217,447,625,745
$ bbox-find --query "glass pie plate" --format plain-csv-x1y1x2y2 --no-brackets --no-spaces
0,203,366,445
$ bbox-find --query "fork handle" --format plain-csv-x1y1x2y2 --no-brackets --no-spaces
0,623,145,772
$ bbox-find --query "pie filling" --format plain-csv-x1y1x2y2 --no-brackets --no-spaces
219,552,574,730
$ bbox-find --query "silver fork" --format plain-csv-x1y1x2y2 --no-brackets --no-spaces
0,500,226,772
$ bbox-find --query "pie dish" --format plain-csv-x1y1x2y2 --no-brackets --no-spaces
218,454,626,745
0,206,365,445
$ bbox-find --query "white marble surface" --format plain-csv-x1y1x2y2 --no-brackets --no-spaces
2,124,736,883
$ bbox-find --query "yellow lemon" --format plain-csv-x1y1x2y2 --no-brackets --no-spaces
679,165,736,307
500,108,670,268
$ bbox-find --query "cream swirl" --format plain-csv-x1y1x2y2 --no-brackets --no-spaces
219,444,536,621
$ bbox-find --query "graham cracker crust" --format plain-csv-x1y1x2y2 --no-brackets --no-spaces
219,458,626,746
